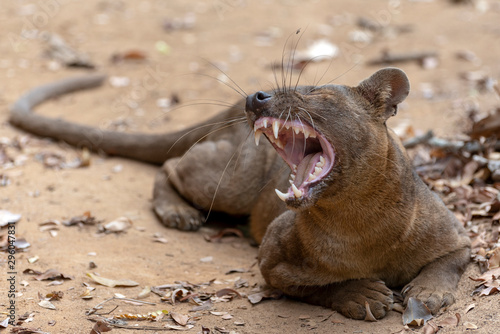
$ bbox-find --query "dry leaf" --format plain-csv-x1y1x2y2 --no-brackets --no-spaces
137,286,151,299
101,217,132,233
465,303,475,313
25,268,74,281
464,321,478,330
438,313,460,327
86,273,139,287
210,311,228,316
0,210,21,226
63,212,98,226
0,318,9,328
248,289,283,304
215,288,241,299
402,297,433,326
422,321,439,334
90,320,112,334
164,324,194,330
38,300,56,310
170,312,189,326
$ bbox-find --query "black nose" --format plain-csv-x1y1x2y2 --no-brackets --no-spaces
245,91,272,113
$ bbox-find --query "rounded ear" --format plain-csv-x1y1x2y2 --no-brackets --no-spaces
355,67,410,120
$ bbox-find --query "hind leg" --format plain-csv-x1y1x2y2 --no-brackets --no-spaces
153,168,205,231
153,139,267,230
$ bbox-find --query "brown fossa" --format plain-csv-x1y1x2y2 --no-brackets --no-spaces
9,68,470,320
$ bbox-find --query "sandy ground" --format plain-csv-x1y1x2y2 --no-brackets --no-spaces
1,0,500,333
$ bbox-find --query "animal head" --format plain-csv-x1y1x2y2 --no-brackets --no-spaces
245,68,410,209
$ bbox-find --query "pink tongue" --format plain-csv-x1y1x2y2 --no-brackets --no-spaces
294,152,322,186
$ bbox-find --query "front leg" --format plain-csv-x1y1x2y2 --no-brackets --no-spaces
258,211,393,320
402,246,470,314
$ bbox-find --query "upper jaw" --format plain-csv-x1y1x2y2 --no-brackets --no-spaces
252,116,335,205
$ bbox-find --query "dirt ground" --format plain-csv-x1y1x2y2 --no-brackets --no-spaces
1,0,500,333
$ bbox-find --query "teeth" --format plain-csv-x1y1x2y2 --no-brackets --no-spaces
289,179,294,185
307,173,315,182
263,119,268,128
316,156,325,167
275,189,288,202
273,121,280,139
290,174,296,180
292,164,297,172
254,131,262,146
314,167,322,175
292,184,302,198
294,127,300,135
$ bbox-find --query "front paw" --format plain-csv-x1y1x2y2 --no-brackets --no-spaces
154,203,205,231
402,283,455,315
332,279,394,320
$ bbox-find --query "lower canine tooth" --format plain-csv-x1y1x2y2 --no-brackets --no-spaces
292,184,302,198
254,131,262,146
275,189,288,202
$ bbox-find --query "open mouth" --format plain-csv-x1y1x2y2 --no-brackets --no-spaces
253,117,335,203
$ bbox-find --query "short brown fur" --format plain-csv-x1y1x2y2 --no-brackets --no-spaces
9,68,470,320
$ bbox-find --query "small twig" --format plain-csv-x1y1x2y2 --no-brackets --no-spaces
94,305,118,316
87,316,173,331
403,130,434,149
368,50,438,65
86,297,156,316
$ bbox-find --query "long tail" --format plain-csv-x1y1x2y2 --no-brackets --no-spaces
9,74,241,165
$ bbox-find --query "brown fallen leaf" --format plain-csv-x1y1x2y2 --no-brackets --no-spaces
170,312,189,326
86,273,139,287
438,313,460,327
90,320,112,334
248,288,283,304
215,288,241,299
25,268,74,281
422,320,439,334
479,286,499,296
402,297,433,326
63,211,99,226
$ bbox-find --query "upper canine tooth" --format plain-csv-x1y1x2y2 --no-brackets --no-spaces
275,188,288,202
292,184,302,198
254,131,262,146
273,121,280,139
